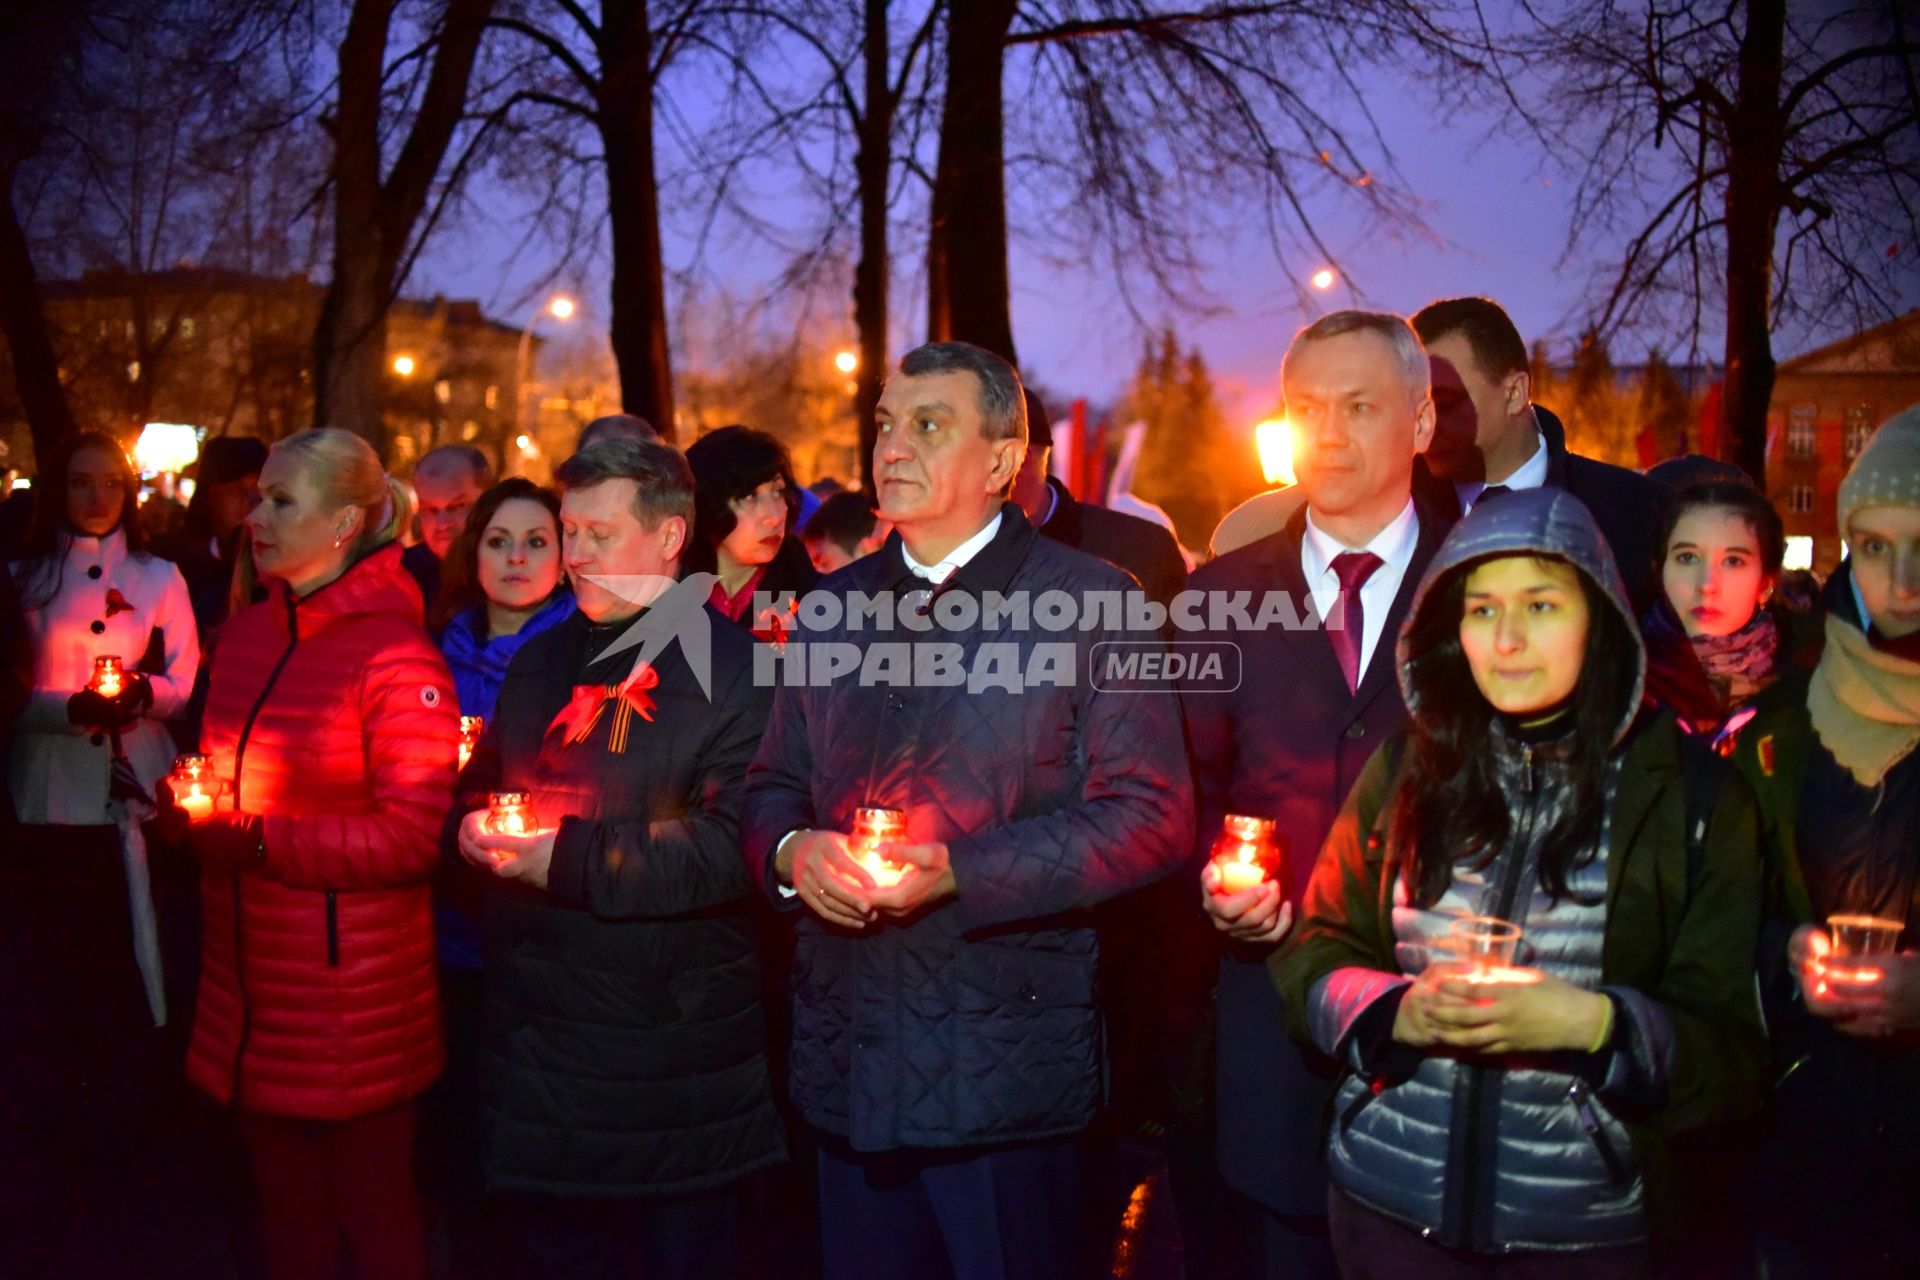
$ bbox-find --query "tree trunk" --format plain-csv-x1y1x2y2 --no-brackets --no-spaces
312,0,493,461
926,0,1017,362
1721,0,1786,487
854,0,891,492
0,161,77,467
599,2,675,439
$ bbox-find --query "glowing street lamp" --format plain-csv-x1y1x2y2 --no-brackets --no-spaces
516,292,579,471
834,350,859,375
1310,268,1337,291
548,295,577,321
1256,418,1296,487
392,354,417,378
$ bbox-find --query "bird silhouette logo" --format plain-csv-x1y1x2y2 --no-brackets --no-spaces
580,572,722,701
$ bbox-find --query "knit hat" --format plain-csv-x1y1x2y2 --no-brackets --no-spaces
1837,404,1920,537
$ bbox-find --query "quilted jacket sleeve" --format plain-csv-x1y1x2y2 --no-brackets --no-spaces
742,662,818,907
1272,742,1402,1048
262,632,460,891
547,656,774,920
946,643,1194,933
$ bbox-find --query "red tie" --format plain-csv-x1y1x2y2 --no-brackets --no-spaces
1329,551,1384,693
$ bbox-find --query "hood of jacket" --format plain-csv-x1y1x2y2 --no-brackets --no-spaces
1396,486,1644,747
265,541,423,628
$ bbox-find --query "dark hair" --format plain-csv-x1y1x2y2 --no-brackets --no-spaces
897,342,1028,443
1411,297,1529,382
554,438,695,530
432,478,563,632
682,426,800,573
804,490,880,556
1392,555,1641,909
577,414,659,451
1653,479,1785,580
16,431,148,610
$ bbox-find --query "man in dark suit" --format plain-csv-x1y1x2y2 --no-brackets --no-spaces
1412,296,1665,612
1011,389,1188,611
1186,310,1448,1279
402,444,493,617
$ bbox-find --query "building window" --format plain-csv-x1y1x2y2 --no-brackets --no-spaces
484,384,499,410
1787,405,1817,458
1788,485,1815,514
181,316,197,341
434,379,452,405
1845,404,1876,458
1783,536,1814,571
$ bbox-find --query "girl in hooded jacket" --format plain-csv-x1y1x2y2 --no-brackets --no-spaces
1274,488,1766,1277
1743,406,1920,1278
180,428,458,1280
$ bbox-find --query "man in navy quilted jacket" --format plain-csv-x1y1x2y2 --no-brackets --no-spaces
743,341,1193,1280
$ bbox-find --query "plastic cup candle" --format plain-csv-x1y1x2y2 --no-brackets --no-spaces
1825,913,1902,984
849,808,909,888
90,654,125,699
168,753,218,821
1450,916,1524,982
1209,814,1282,896
486,791,535,837
459,716,484,770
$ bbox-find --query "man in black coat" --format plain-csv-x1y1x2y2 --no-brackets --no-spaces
402,443,493,621
742,342,1192,1280
1186,311,1449,1279
1012,388,1188,611
1412,296,1666,612
449,439,783,1279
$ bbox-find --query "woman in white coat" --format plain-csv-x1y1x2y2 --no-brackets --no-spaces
5,430,198,1270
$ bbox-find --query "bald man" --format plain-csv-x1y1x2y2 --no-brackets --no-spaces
404,444,494,619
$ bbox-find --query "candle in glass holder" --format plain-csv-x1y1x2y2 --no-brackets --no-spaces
90,654,125,699
848,807,909,888
458,716,484,769
486,791,535,837
1449,916,1524,983
1209,814,1282,896
1825,913,1902,984
168,753,219,821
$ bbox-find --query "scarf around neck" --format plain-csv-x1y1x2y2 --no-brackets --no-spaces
1642,602,1779,726
1808,612,1920,787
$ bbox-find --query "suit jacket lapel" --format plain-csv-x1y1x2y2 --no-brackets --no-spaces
1350,502,1447,711
1262,505,1350,696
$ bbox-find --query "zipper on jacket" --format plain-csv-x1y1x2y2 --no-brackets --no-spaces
224,592,302,1101
1568,1080,1629,1185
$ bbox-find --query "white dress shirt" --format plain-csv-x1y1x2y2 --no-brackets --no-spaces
901,510,1004,583
1454,418,1550,514
1301,498,1419,684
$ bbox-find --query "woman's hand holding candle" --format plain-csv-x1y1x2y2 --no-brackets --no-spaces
1200,869,1293,945
1411,967,1610,1055
1793,924,1920,1037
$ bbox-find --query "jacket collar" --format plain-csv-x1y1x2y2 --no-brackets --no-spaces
272,542,422,626
877,502,1037,601
1411,404,1575,520
1039,476,1083,547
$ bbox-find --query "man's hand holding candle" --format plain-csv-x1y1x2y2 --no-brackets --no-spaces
778,829,876,930
862,841,957,919
1200,870,1294,945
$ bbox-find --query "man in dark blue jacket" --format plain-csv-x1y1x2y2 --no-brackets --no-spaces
743,341,1192,1280
1186,311,1450,1279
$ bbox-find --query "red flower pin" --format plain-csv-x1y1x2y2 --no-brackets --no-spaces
104,588,134,618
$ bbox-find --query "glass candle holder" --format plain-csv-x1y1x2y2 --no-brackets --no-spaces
458,716,484,770
167,753,221,821
1825,913,1903,984
486,791,535,837
90,654,126,699
1208,814,1282,896
849,807,909,888
1449,915,1524,982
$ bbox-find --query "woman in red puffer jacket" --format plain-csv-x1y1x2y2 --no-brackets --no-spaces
184,427,457,1280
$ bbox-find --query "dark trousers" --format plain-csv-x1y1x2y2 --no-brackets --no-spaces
241,1101,426,1280
1328,1189,1648,1280
495,1186,741,1280
816,1136,1083,1280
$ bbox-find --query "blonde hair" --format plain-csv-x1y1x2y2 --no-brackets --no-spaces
231,427,412,611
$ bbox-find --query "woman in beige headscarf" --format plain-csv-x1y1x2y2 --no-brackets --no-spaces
1740,404,1920,1277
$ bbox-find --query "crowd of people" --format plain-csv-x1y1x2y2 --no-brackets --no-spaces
0,297,1915,1280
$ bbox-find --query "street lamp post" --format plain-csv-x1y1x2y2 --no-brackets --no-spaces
514,294,577,472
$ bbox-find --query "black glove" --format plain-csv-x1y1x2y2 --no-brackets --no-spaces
188,812,266,872
107,672,154,721
67,675,151,733
67,688,116,732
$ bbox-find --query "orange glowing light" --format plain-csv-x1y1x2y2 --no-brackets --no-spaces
849,807,908,887
90,654,125,699
1208,814,1281,896
1255,419,1296,486
1311,268,1337,290
486,791,534,836
459,716,484,769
